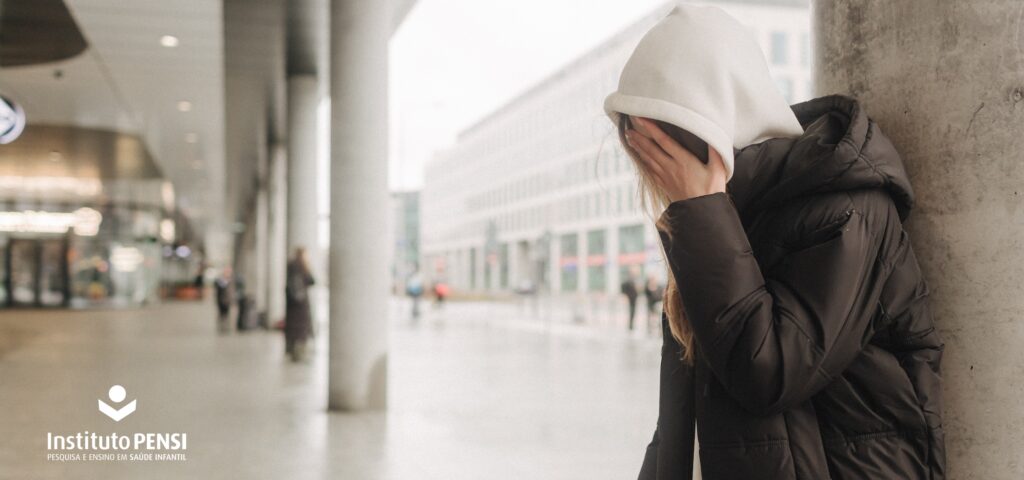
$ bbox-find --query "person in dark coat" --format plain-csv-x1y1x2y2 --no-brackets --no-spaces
213,267,234,332
622,96,945,479
607,6,943,479
284,247,315,362
234,272,249,331
642,274,664,335
621,266,641,331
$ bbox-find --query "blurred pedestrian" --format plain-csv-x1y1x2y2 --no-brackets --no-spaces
284,247,315,362
235,272,249,331
213,267,234,332
406,264,424,320
193,260,206,289
432,278,450,309
643,274,664,335
620,266,641,331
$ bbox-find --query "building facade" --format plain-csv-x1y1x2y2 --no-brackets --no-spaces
421,0,810,315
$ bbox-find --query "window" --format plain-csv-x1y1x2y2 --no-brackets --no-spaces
499,243,509,289
618,224,645,283
770,31,788,65
560,233,579,292
586,229,607,292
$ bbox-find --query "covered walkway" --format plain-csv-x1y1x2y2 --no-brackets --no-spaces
0,299,659,479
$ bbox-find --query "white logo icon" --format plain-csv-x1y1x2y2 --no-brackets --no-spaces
98,385,136,422
0,96,26,144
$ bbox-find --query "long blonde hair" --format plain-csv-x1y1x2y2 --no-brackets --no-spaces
615,115,695,364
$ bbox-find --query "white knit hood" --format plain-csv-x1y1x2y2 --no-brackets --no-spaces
604,4,805,182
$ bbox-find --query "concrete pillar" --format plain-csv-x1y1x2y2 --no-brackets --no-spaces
814,2,1024,478
287,75,322,280
266,143,288,324
327,0,389,411
253,185,269,316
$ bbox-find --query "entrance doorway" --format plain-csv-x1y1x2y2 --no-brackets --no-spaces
6,238,69,307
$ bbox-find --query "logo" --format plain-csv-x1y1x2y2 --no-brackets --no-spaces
46,385,188,463
0,95,25,144
98,385,136,422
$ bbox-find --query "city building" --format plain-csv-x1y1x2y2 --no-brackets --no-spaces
421,0,811,318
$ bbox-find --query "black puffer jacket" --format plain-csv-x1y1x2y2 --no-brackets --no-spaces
639,95,945,480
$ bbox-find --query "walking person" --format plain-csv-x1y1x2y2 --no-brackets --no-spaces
605,5,944,479
234,272,249,331
620,266,641,331
432,277,450,310
213,267,234,333
642,274,664,336
405,264,425,321
284,247,315,362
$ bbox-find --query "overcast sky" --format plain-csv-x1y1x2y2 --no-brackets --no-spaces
388,0,670,191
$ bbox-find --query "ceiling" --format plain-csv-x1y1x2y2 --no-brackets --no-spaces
0,0,225,249
0,0,88,67
0,0,417,264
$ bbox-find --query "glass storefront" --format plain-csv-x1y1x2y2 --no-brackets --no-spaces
0,203,167,308
3,237,68,307
0,125,202,309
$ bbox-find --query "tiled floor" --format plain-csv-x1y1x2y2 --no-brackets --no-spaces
0,297,662,479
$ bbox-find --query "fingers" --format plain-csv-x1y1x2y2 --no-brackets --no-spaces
625,128,668,179
631,117,702,168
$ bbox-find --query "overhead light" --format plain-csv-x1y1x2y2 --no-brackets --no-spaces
184,133,198,143
160,35,179,47
175,245,192,258
177,101,192,112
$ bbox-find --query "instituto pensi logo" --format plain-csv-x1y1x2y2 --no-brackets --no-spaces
45,385,188,463
98,385,136,422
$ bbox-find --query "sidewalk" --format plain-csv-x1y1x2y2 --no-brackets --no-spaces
395,295,665,345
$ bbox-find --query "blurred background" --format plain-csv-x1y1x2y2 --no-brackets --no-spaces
0,0,1019,478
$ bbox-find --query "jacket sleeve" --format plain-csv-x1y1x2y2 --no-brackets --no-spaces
876,218,944,451
639,313,696,480
657,191,896,417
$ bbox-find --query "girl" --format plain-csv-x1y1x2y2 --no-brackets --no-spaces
604,5,945,479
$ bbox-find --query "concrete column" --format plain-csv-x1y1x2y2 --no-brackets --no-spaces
327,0,389,411
814,2,1024,478
266,143,288,324
254,185,269,316
287,75,322,280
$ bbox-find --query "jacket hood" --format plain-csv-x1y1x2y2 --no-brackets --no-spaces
603,4,805,184
728,94,915,222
